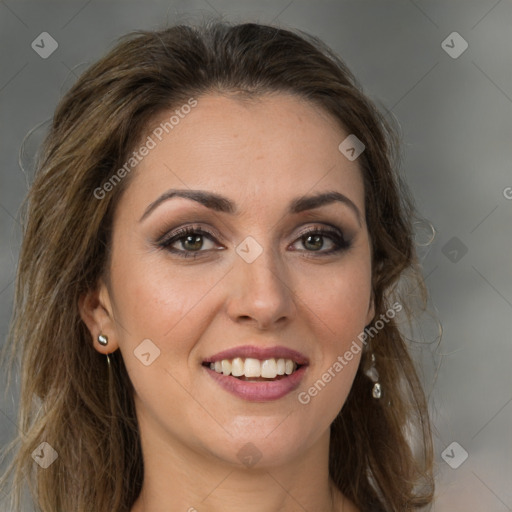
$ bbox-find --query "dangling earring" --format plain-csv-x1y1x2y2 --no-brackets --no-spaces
365,353,382,399
98,334,111,367
98,334,108,346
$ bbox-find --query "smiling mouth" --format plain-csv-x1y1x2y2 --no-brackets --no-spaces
202,357,303,381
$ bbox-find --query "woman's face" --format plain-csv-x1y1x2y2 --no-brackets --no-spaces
95,93,374,469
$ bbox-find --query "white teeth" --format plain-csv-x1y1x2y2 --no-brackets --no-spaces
221,359,232,376
244,358,261,377
231,357,244,377
207,357,298,378
261,358,277,378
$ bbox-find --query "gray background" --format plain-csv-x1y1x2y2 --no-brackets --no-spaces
1,0,511,510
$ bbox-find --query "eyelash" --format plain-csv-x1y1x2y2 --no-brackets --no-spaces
156,225,352,259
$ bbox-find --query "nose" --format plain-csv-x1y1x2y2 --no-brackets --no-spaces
225,243,296,330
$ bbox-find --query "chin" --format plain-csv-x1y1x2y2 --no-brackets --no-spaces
194,412,331,470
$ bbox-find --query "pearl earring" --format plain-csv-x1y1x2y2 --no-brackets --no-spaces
98,334,108,346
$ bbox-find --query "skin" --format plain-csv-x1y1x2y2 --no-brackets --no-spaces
80,93,374,512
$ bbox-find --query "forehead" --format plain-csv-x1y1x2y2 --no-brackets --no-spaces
120,93,365,219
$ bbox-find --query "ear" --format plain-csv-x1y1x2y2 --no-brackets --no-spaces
78,279,120,354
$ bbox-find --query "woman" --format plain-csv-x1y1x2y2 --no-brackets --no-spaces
0,21,434,512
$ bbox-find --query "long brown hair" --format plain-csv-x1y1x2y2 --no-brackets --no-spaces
0,21,434,511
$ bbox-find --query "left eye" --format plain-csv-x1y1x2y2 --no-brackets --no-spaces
290,228,350,254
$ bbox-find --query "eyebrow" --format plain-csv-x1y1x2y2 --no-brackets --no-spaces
139,188,362,225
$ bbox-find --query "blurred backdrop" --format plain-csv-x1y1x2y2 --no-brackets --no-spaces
0,1,511,510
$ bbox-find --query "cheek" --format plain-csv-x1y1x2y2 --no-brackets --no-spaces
110,248,223,339
109,260,221,421
294,256,372,340
108,253,229,401
292,258,371,418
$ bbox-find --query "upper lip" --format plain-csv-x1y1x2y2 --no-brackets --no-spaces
203,345,309,366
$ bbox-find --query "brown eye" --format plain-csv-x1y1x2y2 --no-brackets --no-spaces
291,228,351,255
158,226,220,258
302,233,326,251
181,234,204,251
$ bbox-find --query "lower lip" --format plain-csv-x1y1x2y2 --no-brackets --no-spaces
204,365,307,402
